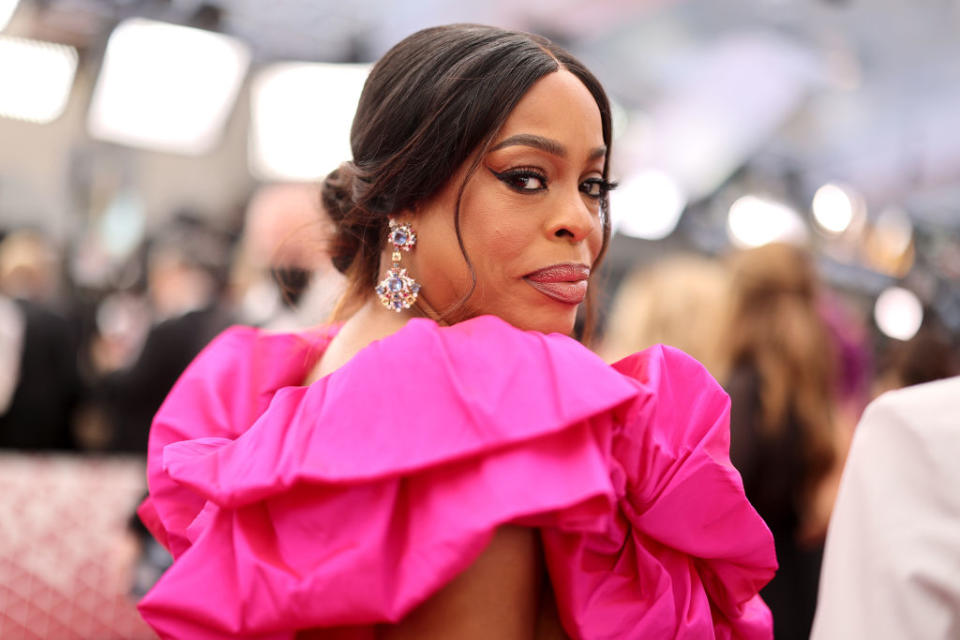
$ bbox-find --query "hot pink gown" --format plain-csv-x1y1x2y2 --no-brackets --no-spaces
137,315,776,639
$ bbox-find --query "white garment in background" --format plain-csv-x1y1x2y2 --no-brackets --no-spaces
811,376,960,639
0,295,25,415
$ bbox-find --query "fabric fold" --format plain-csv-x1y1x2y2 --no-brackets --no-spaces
159,318,637,509
138,315,776,639
541,346,776,639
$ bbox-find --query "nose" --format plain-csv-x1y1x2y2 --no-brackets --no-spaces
548,188,601,244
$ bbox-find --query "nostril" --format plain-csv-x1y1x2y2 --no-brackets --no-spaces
555,228,575,238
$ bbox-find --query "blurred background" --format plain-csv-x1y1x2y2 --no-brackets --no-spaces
0,0,958,638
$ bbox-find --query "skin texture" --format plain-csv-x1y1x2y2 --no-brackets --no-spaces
377,525,543,640
306,69,604,638
404,68,606,336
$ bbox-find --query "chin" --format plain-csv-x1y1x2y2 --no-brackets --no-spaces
503,307,578,336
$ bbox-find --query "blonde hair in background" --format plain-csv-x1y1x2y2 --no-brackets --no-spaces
600,254,728,377
0,230,60,302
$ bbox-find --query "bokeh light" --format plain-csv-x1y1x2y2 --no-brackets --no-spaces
874,286,923,341
865,206,915,277
727,194,807,248
612,170,687,240
812,183,859,234
874,207,914,257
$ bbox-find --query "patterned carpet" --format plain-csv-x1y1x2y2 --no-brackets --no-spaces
0,454,157,639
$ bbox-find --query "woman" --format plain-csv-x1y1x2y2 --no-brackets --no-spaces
137,24,776,639
719,243,840,640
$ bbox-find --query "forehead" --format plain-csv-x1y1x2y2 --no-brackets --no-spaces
495,69,604,150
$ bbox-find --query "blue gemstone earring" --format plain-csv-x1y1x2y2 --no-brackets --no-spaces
375,219,421,312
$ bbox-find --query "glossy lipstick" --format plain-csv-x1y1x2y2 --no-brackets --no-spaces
524,263,591,305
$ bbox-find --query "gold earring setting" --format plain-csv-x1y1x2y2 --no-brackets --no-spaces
376,219,421,312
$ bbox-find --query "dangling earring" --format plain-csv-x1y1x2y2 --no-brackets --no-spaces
375,219,421,312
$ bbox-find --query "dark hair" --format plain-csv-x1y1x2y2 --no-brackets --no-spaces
321,24,613,335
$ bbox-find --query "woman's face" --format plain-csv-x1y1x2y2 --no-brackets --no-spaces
404,69,607,335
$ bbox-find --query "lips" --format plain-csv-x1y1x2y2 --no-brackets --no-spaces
524,263,591,305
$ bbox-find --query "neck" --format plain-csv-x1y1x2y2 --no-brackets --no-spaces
349,287,458,341
308,294,452,383
307,297,412,382
337,295,440,349
353,297,417,339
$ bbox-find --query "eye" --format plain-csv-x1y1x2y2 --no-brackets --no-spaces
580,178,617,200
491,168,548,193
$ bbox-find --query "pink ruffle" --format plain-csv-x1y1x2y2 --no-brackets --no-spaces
138,316,775,639
541,349,775,639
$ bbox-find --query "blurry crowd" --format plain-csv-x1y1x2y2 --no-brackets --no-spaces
601,243,959,640
1,189,958,637
0,182,344,454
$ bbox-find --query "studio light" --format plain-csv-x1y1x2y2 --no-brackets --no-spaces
248,62,370,182
0,35,77,124
0,0,18,32
87,18,250,155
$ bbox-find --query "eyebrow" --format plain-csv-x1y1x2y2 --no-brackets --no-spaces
489,133,606,161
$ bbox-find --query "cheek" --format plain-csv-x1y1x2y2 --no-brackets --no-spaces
589,222,605,259
462,209,531,279
408,208,471,303
421,230,469,283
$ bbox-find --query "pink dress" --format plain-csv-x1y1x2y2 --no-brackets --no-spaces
137,315,776,639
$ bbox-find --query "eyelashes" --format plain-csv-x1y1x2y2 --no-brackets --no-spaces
490,167,617,200
580,177,618,198
491,167,548,193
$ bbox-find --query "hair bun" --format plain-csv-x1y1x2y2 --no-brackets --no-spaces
323,161,373,274
321,161,359,224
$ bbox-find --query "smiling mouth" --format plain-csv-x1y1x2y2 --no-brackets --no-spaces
523,263,591,305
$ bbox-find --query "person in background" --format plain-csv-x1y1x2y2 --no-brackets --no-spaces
600,253,728,377
716,242,842,640
811,374,960,639
229,183,345,330
0,229,82,450
92,215,234,453
871,309,959,396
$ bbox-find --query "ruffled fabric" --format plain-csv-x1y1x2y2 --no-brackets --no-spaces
138,315,775,639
